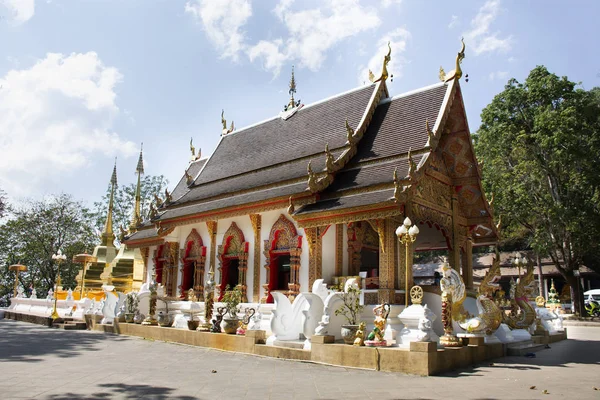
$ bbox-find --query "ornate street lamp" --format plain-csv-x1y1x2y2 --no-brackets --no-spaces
9,264,27,297
513,253,527,277
396,217,419,307
50,249,67,320
73,253,97,299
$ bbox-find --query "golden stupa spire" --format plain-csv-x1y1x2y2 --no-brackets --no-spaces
130,143,144,231
101,158,117,247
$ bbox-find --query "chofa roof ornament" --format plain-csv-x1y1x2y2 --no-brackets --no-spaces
221,110,235,135
439,38,466,82
368,41,392,83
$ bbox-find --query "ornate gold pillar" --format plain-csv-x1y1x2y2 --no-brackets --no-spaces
206,220,217,275
335,224,343,276
377,219,398,304
238,252,249,302
462,236,474,290
450,193,461,272
249,214,261,302
305,226,323,291
289,247,302,299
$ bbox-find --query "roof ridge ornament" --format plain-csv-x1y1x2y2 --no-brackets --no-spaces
392,167,409,203
368,42,391,83
287,196,295,214
221,110,235,135
407,147,417,181
281,66,303,119
425,119,439,150
439,38,466,82
325,143,336,173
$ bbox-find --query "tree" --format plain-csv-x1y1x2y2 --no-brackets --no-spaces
0,188,6,218
474,66,600,315
0,194,98,306
91,175,168,239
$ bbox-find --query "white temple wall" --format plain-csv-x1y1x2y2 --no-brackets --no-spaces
321,225,336,284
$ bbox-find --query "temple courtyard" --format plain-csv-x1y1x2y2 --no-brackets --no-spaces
0,320,598,400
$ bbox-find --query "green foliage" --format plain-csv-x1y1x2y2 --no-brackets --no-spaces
222,285,242,318
0,188,6,218
0,194,98,306
90,174,168,240
474,66,600,312
335,285,363,325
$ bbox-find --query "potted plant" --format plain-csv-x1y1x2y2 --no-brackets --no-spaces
220,285,242,334
124,292,139,323
157,296,174,327
335,285,364,344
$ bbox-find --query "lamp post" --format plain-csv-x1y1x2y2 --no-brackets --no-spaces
50,249,67,320
9,264,28,297
514,253,527,277
73,253,97,299
396,217,419,308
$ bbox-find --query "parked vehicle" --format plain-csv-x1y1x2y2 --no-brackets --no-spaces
584,289,600,318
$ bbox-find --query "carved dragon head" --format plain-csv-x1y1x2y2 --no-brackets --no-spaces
479,257,502,297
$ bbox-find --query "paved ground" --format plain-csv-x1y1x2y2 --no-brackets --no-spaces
0,320,599,400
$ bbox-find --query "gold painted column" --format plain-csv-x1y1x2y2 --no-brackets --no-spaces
462,236,474,290
305,227,323,291
450,193,461,272
206,220,217,278
335,224,343,276
249,214,261,302
377,219,398,304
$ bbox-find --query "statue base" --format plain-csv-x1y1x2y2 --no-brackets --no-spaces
365,340,387,347
440,333,462,347
141,316,158,326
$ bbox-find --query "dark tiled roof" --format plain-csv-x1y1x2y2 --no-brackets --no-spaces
126,226,159,241
351,83,448,164
294,83,448,215
171,158,207,202
158,182,307,221
194,84,377,186
297,188,395,214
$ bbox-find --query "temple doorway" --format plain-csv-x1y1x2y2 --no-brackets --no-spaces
216,222,249,301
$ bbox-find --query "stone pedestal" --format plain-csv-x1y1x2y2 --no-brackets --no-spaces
510,328,532,342
494,323,517,343
396,304,439,348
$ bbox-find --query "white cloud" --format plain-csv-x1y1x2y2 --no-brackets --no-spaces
184,0,252,61
381,0,402,7
448,15,459,29
489,70,508,80
358,27,411,85
463,0,511,55
247,0,381,75
1,0,35,24
0,52,137,196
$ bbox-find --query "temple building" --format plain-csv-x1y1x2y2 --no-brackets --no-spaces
123,41,497,305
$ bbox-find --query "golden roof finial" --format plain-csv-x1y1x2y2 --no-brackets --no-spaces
440,38,466,82
407,147,417,180
287,196,295,214
325,143,335,172
190,137,196,159
369,41,392,83
285,65,299,111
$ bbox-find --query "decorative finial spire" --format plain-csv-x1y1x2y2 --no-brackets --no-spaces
190,137,196,160
284,65,301,112
221,110,234,135
136,143,144,175
369,42,392,83
439,38,466,82
101,159,118,247
130,143,144,231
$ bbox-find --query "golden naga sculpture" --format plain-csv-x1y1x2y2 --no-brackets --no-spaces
189,137,196,159
287,196,295,214
425,119,439,150
504,264,537,329
458,258,503,335
439,38,466,82
369,42,391,83
392,167,409,204
439,261,465,347
325,143,336,173
407,148,417,181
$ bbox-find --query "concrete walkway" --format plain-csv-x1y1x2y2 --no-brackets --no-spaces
0,320,599,400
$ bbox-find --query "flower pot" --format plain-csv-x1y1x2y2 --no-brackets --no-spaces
188,320,200,330
157,313,172,327
341,324,360,345
124,313,135,323
221,317,240,334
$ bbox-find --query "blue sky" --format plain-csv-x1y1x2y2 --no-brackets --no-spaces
1,0,599,207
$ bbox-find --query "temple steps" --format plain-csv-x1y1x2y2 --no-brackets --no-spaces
506,340,547,356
